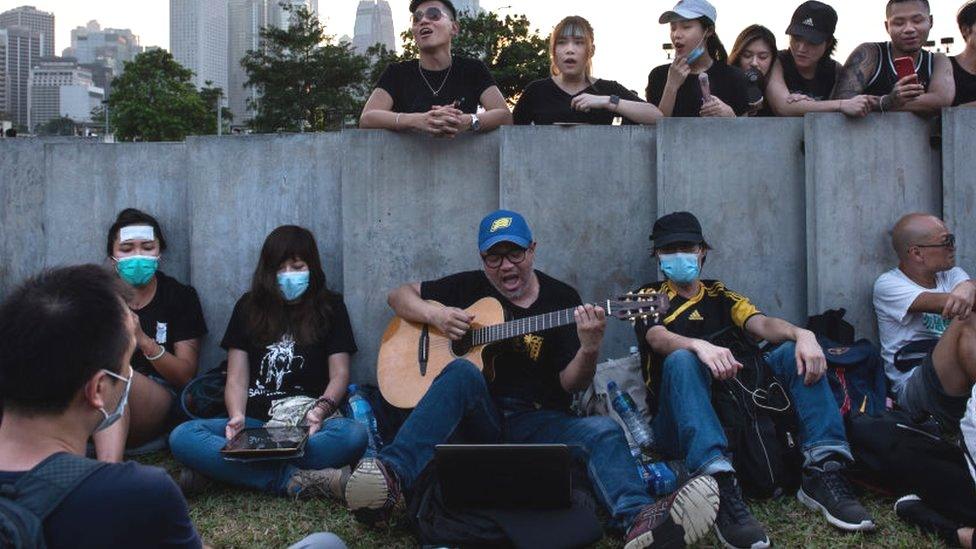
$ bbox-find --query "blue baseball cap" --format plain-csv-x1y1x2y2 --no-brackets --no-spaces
659,0,717,24
478,210,533,253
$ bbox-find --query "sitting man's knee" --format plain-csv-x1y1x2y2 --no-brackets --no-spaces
440,359,486,389
662,349,707,381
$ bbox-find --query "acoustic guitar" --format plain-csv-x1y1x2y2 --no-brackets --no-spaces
377,292,669,408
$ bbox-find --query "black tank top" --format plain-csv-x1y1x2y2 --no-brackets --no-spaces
864,42,933,96
950,56,976,106
778,50,839,101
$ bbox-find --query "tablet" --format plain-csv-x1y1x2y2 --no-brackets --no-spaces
221,426,309,458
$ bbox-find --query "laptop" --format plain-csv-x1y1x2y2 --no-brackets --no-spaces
434,444,572,509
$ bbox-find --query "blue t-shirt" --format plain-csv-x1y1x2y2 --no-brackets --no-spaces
0,457,201,548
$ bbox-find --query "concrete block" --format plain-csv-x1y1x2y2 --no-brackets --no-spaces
806,113,941,340
942,107,976,275
657,118,808,325
42,142,190,281
186,134,344,371
342,130,500,384
500,126,658,360
0,141,47,298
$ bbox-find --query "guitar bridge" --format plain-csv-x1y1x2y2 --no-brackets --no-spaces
418,324,429,376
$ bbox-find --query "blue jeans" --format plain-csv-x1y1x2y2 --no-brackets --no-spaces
169,417,367,495
379,359,653,531
653,343,852,476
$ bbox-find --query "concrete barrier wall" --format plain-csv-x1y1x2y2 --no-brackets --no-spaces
942,108,976,276
806,113,942,341
499,126,657,360
0,112,966,383
658,118,807,325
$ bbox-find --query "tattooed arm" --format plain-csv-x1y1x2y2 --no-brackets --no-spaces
832,43,880,100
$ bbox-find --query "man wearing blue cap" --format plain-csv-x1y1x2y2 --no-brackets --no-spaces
345,209,721,548
634,211,876,549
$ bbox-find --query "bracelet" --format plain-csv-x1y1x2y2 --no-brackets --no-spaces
145,343,165,361
395,113,402,130
315,396,338,415
879,94,889,113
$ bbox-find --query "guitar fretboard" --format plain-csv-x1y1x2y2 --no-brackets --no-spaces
470,307,580,346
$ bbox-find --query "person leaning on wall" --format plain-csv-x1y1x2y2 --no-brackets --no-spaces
358,0,511,136
952,0,976,106
728,24,778,116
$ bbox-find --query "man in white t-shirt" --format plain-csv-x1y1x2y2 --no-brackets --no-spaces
873,213,976,432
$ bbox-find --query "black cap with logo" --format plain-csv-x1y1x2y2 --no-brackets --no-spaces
786,1,837,45
650,211,705,249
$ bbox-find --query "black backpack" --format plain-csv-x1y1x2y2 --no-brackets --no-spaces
707,328,802,499
180,361,228,420
0,453,107,548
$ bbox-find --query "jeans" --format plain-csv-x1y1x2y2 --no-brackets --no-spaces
169,417,367,495
653,343,852,476
379,359,653,531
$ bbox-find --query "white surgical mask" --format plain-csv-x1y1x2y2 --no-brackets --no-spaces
94,366,133,433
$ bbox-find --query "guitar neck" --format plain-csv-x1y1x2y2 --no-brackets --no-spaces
470,305,593,346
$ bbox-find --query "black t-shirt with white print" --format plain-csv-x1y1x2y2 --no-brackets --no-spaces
646,61,750,117
375,56,498,114
131,271,207,382
513,77,644,125
420,270,582,412
221,293,358,420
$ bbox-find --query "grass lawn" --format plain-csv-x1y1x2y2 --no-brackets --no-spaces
142,453,946,549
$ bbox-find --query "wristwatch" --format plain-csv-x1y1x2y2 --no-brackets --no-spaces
609,95,621,111
469,113,482,132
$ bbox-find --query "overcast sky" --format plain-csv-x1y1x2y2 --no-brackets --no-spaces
2,0,969,93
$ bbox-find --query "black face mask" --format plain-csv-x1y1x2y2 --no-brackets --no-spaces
744,67,766,105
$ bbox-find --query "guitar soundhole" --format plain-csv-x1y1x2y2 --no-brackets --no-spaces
451,332,473,357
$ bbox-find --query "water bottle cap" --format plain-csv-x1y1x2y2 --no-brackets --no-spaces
606,380,618,391
348,384,358,394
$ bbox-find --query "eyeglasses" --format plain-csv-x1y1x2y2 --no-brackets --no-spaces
412,7,451,24
914,234,956,250
482,248,527,268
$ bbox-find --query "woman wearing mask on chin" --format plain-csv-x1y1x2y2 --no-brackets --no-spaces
646,0,749,118
513,16,662,125
169,226,367,499
765,1,873,118
93,208,207,463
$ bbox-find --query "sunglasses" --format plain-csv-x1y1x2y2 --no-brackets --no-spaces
481,248,527,268
412,7,451,24
914,233,956,250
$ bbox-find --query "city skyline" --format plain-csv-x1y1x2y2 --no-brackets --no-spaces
1,0,971,95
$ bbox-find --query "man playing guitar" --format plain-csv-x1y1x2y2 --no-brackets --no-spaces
345,209,720,548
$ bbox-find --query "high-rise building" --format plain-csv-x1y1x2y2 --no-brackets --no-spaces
29,57,104,129
170,0,229,91
0,5,54,57
62,21,143,76
227,0,270,123
268,0,310,29
353,0,396,54
1,25,41,128
452,0,482,17
0,29,7,118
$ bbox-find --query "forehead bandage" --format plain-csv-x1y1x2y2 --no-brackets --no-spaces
119,225,155,242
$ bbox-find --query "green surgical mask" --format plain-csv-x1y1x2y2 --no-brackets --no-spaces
115,255,159,287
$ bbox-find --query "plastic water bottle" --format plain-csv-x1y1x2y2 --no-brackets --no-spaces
347,384,383,457
607,380,653,449
632,447,652,487
646,461,679,496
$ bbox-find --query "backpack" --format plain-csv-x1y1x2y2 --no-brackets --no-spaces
0,453,107,548
406,462,602,548
180,361,228,420
848,409,976,525
707,328,802,499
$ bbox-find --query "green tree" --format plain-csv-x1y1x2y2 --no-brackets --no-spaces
399,11,549,105
106,49,210,141
242,5,369,132
35,116,78,136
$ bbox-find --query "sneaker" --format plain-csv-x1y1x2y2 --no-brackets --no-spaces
175,467,212,498
894,494,962,546
713,472,770,549
345,457,402,524
287,466,350,500
623,475,720,549
797,460,876,532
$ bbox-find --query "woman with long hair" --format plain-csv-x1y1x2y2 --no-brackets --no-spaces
514,15,662,125
646,0,750,117
169,226,367,498
766,1,873,117
93,208,207,462
728,25,778,116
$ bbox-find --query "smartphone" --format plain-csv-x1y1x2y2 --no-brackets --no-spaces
698,73,712,103
893,56,916,83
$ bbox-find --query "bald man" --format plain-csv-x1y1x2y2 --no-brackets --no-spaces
873,213,976,433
